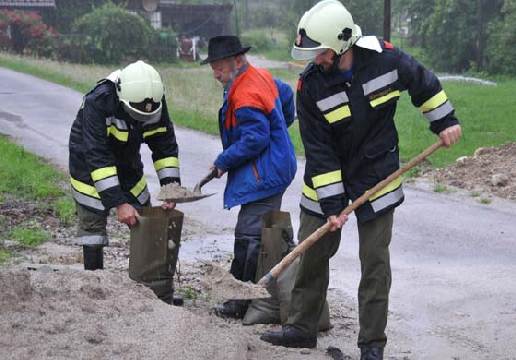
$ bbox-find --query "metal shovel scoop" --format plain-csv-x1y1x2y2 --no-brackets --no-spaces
157,169,217,204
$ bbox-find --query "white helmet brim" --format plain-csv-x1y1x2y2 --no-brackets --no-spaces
291,46,329,61
122,101,162,124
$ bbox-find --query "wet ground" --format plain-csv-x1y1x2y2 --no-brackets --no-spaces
1,67,516,359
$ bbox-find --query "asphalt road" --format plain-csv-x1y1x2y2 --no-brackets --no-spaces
1,67,515,359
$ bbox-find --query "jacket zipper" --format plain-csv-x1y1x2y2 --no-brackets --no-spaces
252,161,261,181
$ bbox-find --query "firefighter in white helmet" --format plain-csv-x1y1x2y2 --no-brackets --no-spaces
68,61,180,302
260,1,462,358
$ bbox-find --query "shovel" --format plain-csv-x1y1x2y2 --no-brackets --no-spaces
156,169,218,204
257,140,444,288
193,168,218,193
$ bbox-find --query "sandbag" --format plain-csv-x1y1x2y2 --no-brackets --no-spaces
129,207,183,303
243,211,330,331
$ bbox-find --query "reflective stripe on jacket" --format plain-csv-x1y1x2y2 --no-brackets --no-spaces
297,37,459,223
69,80,180,213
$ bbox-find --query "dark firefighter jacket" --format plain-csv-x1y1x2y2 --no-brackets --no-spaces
69,79,180,214
298,36,459,223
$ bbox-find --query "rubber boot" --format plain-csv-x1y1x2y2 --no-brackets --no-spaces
129,207,183,304
83,245,104,270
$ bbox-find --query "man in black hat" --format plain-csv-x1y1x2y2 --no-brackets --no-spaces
201,35,297,318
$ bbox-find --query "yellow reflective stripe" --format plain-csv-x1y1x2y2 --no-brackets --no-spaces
420,90,447,113
70,178,100,199
312,170,342,189
130,177,147,197
143,127,167,138
303,184,318,201
369,177,402,201
91,166,117,182
154,157,179,171
370,90,400,108
324,105,351,124
107,126,128,142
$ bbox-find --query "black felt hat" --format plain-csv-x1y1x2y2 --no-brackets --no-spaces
200,35,251,65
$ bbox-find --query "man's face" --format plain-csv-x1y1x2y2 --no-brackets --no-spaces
210,57,238,86
314,49,336,72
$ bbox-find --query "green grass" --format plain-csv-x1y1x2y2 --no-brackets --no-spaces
0,136,75,239
0,135,65,199
10,224,50,247
1,52,514,171
177,286,199,300
53,196,76,226
433,183,448,193
0,248,10,264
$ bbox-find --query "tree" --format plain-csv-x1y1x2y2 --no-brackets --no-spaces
486,0,516,74
72,3,154,64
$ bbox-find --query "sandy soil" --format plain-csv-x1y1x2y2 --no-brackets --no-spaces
0,205,362,360
424,143,516,201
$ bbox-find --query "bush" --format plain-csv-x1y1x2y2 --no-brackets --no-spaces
148,28,177,63
486,0,516,75
241,28,277,52
71,2,154,64
0,10,57,57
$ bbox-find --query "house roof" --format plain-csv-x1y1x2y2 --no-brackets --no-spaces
0,0,56,8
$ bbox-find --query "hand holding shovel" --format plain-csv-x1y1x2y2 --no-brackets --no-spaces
257,140,445,288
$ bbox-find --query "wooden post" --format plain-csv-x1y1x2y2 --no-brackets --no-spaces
384,0,391,42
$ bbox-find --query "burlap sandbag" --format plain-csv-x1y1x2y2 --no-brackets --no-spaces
129,207,183,302
243,211,330,331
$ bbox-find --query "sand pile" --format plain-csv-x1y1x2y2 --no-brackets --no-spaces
157,183,198,201
430,143,516,200
201,263,270,301
0,266,250,360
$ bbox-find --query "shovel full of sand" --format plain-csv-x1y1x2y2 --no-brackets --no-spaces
157,169,217,204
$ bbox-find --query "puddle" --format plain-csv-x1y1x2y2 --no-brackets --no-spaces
179,234,233,262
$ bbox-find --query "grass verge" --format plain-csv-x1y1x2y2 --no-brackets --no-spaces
10,225,50,247
0,135,74,252
1,52,514,170
0,248,10,264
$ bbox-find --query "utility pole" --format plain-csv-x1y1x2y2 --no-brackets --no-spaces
244,0,249,28
233,0,240,37
384,0,391,42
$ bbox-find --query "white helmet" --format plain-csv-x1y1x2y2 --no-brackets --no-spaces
292,0,362,61
117,60,164,123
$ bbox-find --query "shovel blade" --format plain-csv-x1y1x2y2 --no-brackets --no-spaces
160,192,215,204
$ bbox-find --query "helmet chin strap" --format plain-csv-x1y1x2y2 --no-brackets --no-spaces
330,52,342,73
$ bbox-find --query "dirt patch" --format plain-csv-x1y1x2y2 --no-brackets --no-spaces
201,263,270,302
424,143,516,201
0,197,60,232
0,264,356,360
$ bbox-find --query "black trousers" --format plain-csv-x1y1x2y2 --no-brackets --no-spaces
230,193,283,282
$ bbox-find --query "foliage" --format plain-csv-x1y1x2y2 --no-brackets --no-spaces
0,10,57,57
53,197,76,226
148,28,178,63
51,0,106,33
0,248,10,265
485,0,516,75
71,2,154,64
241,28,278,51
10,224,50,247
394,0,507,74
0,135,65,200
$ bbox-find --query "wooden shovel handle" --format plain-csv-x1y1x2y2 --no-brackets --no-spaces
258,140,444,286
